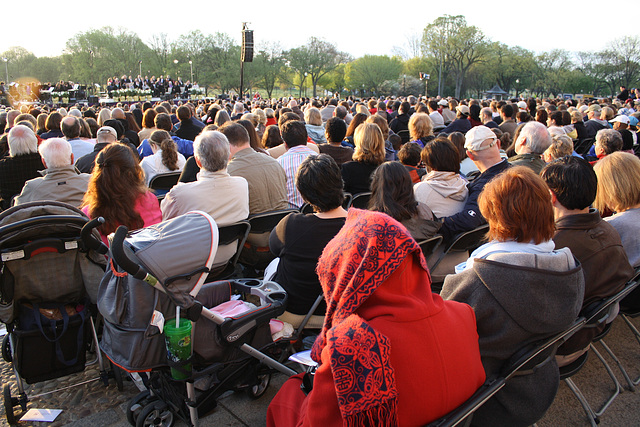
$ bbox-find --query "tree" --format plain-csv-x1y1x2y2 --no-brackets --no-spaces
287,37,350,97
608,36,640,90
148,33,172,76
535,50,573,97
0,47,36,82
422,15,488,98
253,43,285,99
345,55,403,95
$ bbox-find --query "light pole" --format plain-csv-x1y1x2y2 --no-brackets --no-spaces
304,72,307,98
189,60,193,83
173,59,179,78
2,58,8,84
515,79,520,98
139,60,142,77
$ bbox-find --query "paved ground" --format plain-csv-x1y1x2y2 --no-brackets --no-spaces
2,316,640,426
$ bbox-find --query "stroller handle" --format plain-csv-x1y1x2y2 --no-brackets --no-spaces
112,225,150,282
81,217,108,255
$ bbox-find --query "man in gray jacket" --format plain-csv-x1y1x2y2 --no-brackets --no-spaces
14,138,90,207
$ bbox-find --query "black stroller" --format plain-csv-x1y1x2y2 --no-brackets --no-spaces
0,202,110,425
88,210,298,427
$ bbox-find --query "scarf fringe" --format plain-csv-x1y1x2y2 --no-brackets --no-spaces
343,398,399,427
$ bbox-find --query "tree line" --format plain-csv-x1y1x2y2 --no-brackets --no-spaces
2,15,638,99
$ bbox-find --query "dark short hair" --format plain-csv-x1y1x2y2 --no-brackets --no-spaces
325,117,347,143
177,105,191,121
397,142,421,167
550,111,563,125
219,122,249,146
281,120,307,148
541,155,597,210
61,116,80,139
154,113,173,132
399,101,411,114
501,104,514,118
296,154,344,212
421,138,460,173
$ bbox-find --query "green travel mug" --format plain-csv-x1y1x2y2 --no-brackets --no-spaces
164,318,192,380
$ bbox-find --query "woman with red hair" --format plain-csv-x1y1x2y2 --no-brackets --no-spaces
442,166,585,427
267,208,486,426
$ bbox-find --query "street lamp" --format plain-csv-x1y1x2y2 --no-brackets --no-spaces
515,79,520,98
173,59,179,78
189,60,193,83
304,72,308,97
138,60,142,77
2,58,8,84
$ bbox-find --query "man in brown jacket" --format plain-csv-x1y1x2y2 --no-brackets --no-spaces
542,156,635,366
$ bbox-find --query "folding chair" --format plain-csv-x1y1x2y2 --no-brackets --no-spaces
349,192,372,210
426,317,586,427
417,235,443,265
242,209,298,271
560,276,640,426
148,171,182,200
206,220,251,282
430,224,489,273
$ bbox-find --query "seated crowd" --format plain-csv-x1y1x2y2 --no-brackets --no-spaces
1,90,640,426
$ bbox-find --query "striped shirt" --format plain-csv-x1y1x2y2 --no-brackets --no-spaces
277,145,317,208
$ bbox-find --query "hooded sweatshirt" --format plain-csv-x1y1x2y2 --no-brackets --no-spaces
442,248,584,427
413,171,468,218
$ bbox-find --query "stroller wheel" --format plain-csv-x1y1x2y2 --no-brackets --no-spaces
3,384,18,425
246,373,271,399
126,390,154,426
1,335,11,363
136,401,174,427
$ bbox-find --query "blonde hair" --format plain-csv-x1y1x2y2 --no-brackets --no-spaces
409,113,433,141
97,108,111,127
544,135,574,161
304,107,323,126
366,114,389,140
601,106,614,121
253,108,267,125
355,104,371,117
353,122,385,165
593,152,640,213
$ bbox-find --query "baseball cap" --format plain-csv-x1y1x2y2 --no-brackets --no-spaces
96,126,117,140
456,105,470,115
517,101,527,111
464,126,497,152
610,115,630,125
438,99,448,106
628,116,639,127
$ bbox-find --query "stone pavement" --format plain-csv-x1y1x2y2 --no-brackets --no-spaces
2,316,640,427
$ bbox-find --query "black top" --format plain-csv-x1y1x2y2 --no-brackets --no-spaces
0,152,44,209
270,213,346,315
318,143,354,167
341,161,379,195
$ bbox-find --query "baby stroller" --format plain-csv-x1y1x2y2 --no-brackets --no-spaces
88,210,297,427
0,201,110,425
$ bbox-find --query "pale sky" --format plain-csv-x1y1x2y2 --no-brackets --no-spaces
2,3,638,60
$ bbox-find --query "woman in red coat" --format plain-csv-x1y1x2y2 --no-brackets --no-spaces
267,209,485,427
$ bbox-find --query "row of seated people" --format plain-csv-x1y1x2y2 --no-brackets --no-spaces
1,99,639,424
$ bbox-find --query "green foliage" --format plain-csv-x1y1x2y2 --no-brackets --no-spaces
345,55,403,95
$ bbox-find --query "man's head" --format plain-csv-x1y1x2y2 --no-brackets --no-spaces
594,129,623,157
193,131,230,172
428,100,438,112
39,137,73,169
399,101,411,115
515,121,552,155
500,104,514,120
480,107,493,123
61,116,81,139
541,155,596,213
111,107,125,120
7,110,20,128
334,105,347,120
464,125,502,172
8,125,38,156
587,104,601,120
219,122,250,151
281,120,308,148
325,117,347,143
177,105,191,122
96,126,118,144
154,113,173,132
610,115,629,130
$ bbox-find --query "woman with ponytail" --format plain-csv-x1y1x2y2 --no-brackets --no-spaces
140,130,186,185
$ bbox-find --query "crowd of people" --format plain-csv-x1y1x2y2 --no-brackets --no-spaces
1,88,640,425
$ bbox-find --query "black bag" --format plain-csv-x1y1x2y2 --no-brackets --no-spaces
15,302,89,384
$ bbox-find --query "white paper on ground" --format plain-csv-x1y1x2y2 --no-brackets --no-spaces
20,408,63,422
288,350,318,367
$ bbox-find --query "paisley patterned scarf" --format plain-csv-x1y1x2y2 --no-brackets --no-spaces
312,209,427,426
